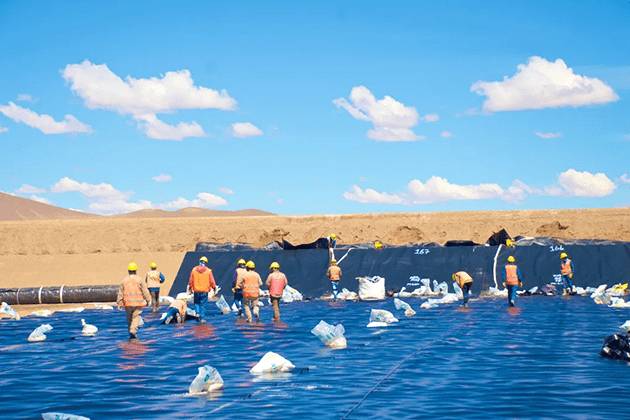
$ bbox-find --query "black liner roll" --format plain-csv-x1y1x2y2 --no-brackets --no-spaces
0,285,118,305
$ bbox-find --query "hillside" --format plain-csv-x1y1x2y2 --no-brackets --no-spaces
0,192,95,221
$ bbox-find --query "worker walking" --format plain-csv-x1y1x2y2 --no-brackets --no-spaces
237,260,262,323
452,271,474,307
117,262,152,339
327,259,342,300
503,256,523,307
188,256,217,323
232,258,247,316
560,252,575,296
145,261,166,312
266,262,288,321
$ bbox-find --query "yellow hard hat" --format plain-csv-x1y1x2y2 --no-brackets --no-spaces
374,241,383,249
269,261,280,270
237,258,246,265
506,239,514,247
246,260,256,269
507,256,516,263
127,262,138,272
330,259,337,265
149,261,157,269
330,233,337,240
452,273,457,281
559,252,568,259
199,256,209,264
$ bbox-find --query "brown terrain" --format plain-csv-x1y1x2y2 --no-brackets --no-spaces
0,194,629,297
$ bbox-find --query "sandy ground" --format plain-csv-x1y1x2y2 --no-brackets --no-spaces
0,208,629,294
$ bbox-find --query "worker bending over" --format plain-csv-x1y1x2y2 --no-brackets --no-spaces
163,297,188,325
503,256,523,307
238,260,262,322
232,258,247,316
117,262,152,340
452,271,474,307
559,252,575,296
327,259,342,300
266,261,288,321
188,256,216,323
145,261,166,312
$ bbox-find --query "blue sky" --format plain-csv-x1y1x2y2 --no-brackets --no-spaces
0,0,628,215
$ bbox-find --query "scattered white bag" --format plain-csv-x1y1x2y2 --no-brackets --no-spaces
428,293,459,305
215,295,231,314
337,288,359,301
420,301,436,309
250,351,295,375
189,365,224,394
620,320,630,332
395,287,413,298
357,276,386,301
28,309,54,317
485,287,508,298
159,296,175,305
0,302,20,320
367,321,389,328
369,309,398,325
93,304,114,310
393,298,416,317
609,297,630,308
42,413,90,420
59,307,85,313
452,283,464,300
311,320,347,349
282,285,303,303
176,292,193,303
81,319,98,336
28,324,53,342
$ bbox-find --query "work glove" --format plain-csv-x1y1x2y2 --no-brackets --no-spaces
569,273,573,279
519,282,523,288
502,282,506,288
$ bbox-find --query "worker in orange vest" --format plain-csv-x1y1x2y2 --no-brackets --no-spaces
145,261,166,312
266,261,288,321
452,271,474,307
188,256,217,323
327,259,342,300
237,260,262,322
559,252,575,296
502,256,523,307
117,262,152,339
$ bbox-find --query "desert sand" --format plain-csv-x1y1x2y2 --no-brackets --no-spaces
1,208,629,295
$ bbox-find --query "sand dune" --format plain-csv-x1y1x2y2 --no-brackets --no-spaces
117,207,273,218
0,192,94,221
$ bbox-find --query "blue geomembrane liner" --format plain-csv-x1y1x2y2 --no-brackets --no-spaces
1,297,629,419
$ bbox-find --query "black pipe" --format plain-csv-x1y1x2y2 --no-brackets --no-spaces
0,285,118,305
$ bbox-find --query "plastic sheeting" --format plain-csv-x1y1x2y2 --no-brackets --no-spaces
0,285,118,305
170,243,630,298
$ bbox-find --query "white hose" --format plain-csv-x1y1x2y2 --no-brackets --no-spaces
492,244,503,288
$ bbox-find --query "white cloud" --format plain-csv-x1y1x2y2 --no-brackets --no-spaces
406,177,505,204
620,174,630,184
160,192,227,210
535,131,562,139
422,113,439,122
0,126,8,134
440,131,453,138
62,60,237,140
231,122,263,138
16,184,46,194
471,56,618,112
0,102,92,134
219,187,234,195
343,185,405,204
29,195,51,204
333,86,423,141
151,174,172,183
546,169,616,197
16,93,34,102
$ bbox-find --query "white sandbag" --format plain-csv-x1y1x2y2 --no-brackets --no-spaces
28,324,53,342
357,276,386,301
436,282,449,295
159,296,175,305
590,284,608,299
609,297,630,308
311,320,347,349
42,413,90,420
428,293,459,305
207,287,221,299
231,303,239,312
620,320,630,332
367,321,389,328
257,300,264,307
393,298,416,317
189,365,224,394
452,283,464,299
215,295,231,314
594,294,612,305
337,288,359,301
369,309,398,324
485,287,508,298
176,292,193,302
395,287,413,298
282,285,303,303
93,304,114,310
420,301,436,309
81,319,98,336
0,302,20,320
59,307,85,313
28,309,54,317
528,286,539,294
249,351,295,375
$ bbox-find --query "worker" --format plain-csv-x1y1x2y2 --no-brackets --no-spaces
117,262,152,339
266,261,288,321
452,271,474,307
327,233,337,261
188,256,217,323
145,261,166,313
162,297,188,325
559,252,575,296
237,260,262,322
502,256,523,307
326,259,342,300
232,258,247,316
374,240,383,250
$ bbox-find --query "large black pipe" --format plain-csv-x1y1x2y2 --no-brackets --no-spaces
0,285,118,305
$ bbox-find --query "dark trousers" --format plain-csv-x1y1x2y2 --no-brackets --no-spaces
462,282,472,305
507,284,519,306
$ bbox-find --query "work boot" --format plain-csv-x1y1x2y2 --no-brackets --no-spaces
165,315,173,324
129,333,138,340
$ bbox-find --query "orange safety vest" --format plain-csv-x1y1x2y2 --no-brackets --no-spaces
560,259,573,276
505,264,519,286
267,271,288,298
242,271,261,299
190,266,214,292
146,270,162,289
327,265,342,281
122,275,147,307
454,271,473,287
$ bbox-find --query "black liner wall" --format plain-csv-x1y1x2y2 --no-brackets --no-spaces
170,243,630,298
0,285,118,305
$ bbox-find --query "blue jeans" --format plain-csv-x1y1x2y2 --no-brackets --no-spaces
462,283,472,305
193,292,208,321
331,281,339,299
163,307,179,324
562,275,574,291
507,285,519,306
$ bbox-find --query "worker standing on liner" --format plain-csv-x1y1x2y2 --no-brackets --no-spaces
188,256,217,323
117,262,152,339
452,271,474,307
327,259,342,300
145,261,166,312
266,261,288,321
238,260,262,322
559,252,575,296
232,258,247,316
502,256,523,307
